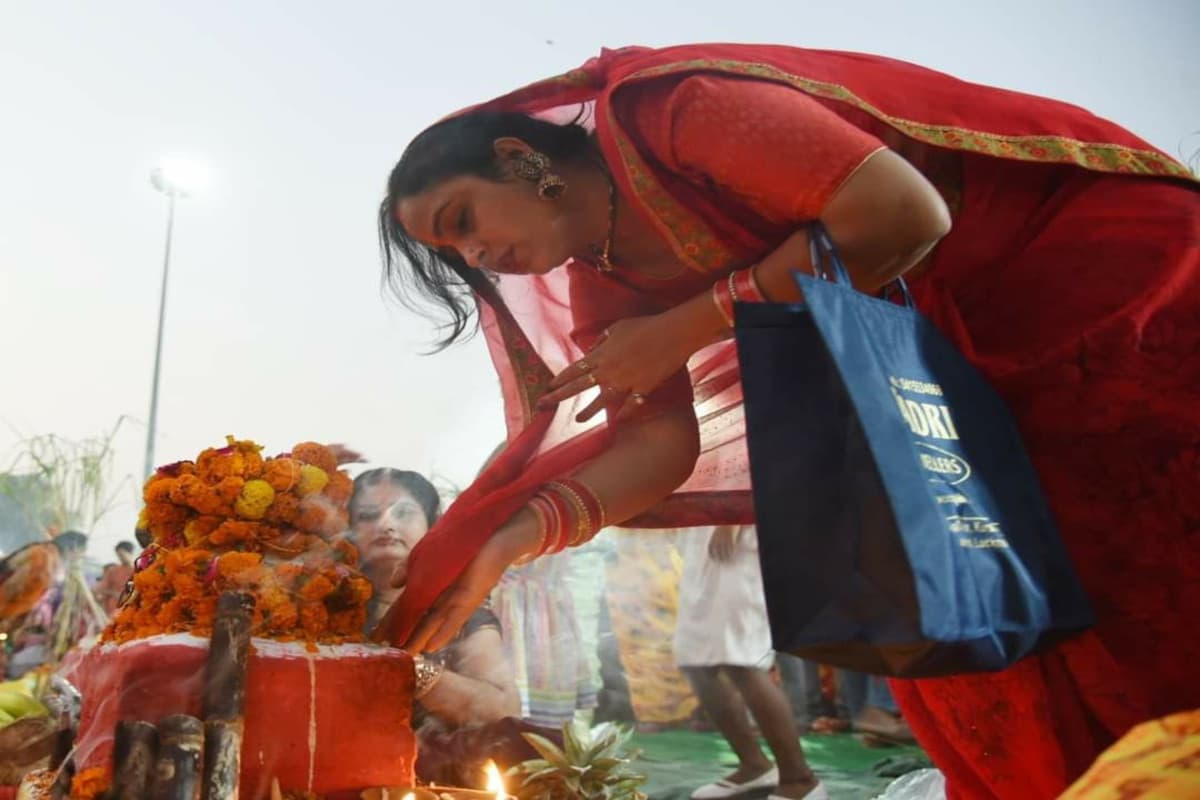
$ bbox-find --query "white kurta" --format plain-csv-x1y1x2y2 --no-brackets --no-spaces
673,525,775,670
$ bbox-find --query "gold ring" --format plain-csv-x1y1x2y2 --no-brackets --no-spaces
632,393,647,405
586,373,598,387
578,357,593,373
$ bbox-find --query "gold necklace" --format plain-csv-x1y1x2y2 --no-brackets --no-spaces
587,168,618,273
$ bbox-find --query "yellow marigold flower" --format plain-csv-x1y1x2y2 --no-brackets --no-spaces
234,479,276,520
296,464,330,497
183,515,223,545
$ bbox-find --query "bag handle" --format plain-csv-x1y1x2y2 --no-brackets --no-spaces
804,221,915,309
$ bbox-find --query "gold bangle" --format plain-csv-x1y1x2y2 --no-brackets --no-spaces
547,481,591,547
513,499,551,565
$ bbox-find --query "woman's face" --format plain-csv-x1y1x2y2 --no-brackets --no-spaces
395,143,583,276
350,482,430,587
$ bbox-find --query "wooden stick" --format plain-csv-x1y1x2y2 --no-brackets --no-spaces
150,715,203,800
201,720,242,800
201,592,255,800
202,593,255,721
112,720,158,800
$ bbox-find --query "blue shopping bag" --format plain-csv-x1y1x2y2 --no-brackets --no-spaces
734,224,1093,677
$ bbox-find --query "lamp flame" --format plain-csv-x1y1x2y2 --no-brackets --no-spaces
484,760,507,798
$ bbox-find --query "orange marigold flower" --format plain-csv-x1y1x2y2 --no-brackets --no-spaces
196,437,263,482
170,474,233,516
263,492,300,526
274,562,307,585
323,470,354,504
291,442,337,474
145,500,189,528
208,520,258,546
143,475,177,505
155,595,194,630
216,551,263,580
332,537,359,566
296,464,330,497
294,498,349,538
346,575,374,606
71,766,110,800
300,574,335,602
266,601,299,632
214,476,245,503
329,608,367,635
299,602,329,637
264,458,302,492
295,499,330,535
234,479,276,520
149,518,187,547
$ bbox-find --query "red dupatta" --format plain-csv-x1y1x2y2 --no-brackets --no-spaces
379,43,1191,646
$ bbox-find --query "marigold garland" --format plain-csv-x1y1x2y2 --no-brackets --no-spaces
104,436,371,646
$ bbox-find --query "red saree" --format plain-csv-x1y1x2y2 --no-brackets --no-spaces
385,44,1200,799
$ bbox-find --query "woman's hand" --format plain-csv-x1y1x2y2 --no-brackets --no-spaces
538,311,700,422
401,512,540,654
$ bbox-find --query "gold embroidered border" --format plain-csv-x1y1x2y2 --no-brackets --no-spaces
598,57,1194,274
603,103,738,273
622,59,1195,180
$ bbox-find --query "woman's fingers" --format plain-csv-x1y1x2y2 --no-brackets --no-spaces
538,373,602,408
575,390,619,423
548,352,601,390
404,585,475,653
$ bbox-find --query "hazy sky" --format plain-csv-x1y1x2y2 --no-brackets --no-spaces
2,0,1197,557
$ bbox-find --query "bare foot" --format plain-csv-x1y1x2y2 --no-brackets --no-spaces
854,705,915,744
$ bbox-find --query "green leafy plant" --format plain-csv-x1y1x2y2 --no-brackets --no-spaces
508,720,647,800
0,418,131,539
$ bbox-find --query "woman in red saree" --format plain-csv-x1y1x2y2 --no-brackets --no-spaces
375,44,1199,799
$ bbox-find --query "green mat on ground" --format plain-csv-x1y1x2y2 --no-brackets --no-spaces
630,731,929,800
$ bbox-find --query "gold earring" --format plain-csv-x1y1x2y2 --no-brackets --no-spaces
512,151,567,199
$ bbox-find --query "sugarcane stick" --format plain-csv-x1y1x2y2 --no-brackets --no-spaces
150,715,203,800
202,593,254,721
201,592,254,800
112,720,158,800
201,720,242,800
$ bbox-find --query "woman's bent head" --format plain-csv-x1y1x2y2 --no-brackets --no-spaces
378,112,595,348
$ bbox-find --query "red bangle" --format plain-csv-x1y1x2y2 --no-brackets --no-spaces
548,478,605,546
732,266,767,303
712,280,735,328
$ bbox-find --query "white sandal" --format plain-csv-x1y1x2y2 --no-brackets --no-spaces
691,766,779,799
767,780,829,800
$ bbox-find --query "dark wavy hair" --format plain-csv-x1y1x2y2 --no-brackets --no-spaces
377,111,592,350
349,468,442,527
